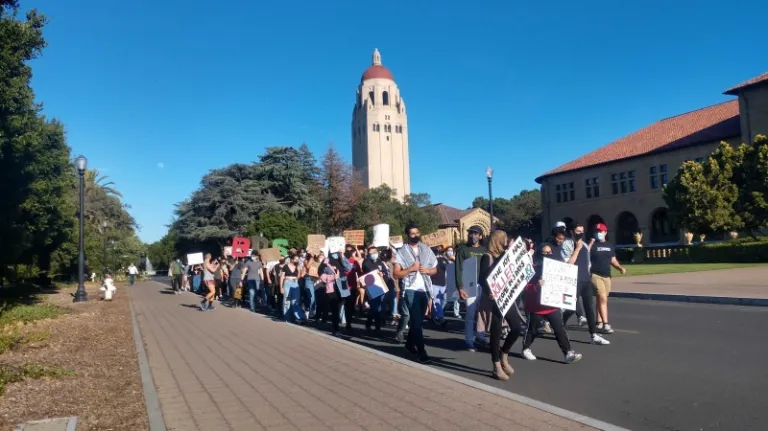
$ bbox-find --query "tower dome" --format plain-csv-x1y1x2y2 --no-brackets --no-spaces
361,48,394,82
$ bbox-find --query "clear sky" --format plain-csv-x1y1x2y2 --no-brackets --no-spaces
26,0,767,243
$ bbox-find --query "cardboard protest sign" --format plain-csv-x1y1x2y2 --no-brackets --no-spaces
231,237,251,258
307,261,320,278
540,258,578,310
422,230,451,248
259,248,281,264
358,270,388,299
271,238,288,256
389,235,404,248
307,234,326,256
250,236,268,250
485,237,535,316
461,257,479,306
326,237,346,254
187,252,204,265
445,262,458,299
343,230,365,246
373,224,390,247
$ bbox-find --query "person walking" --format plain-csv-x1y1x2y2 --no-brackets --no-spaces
590,222,627,334
170,258,183,294
244,253,263,312
454,225,488,351
201,254,218,311
393,224,438,364
127,263,138,286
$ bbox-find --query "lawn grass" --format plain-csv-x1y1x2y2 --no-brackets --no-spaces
613,262,767,277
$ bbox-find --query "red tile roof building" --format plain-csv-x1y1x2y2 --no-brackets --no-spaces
536,71,768,246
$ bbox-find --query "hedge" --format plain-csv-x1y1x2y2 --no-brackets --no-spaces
688,238,768,263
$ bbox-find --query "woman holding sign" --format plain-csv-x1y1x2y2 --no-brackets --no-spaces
478,230,524,381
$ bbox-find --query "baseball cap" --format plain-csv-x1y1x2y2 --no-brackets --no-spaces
596,222,608,232
553,221,566,229
467,225,484,234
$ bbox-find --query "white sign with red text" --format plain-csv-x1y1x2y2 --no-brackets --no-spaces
485,237,535,316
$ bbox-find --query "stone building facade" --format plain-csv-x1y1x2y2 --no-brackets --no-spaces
536,72,768,246
351,49,411,201
432,203,497,245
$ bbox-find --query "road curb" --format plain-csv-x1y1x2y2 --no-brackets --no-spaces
612,292,768,307
288,321,629,431
129,290,167,431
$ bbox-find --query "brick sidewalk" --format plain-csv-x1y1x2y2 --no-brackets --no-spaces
129,282,596,431
612,266,768,298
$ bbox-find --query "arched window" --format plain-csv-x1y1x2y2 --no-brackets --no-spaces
385,124,391,133
372,123,380,132
383,91,390,105
369,91,375,105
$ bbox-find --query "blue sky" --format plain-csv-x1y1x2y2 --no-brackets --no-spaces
26,0,767,243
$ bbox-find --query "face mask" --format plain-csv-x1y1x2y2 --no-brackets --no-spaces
596,232,606,241
369,253,378,261
446,251,454,257
331,253,339,259
574,233,584,241
409,235,420,244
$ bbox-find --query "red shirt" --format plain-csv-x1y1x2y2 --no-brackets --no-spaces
346,258,362,290
523,260,558,315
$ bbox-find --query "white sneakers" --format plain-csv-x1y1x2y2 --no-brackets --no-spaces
591,334,611,345
522,349,537,360
597,323,615,334
577,316,587,326
564,351,583,363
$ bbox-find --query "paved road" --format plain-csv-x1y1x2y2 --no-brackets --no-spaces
153,276,768,431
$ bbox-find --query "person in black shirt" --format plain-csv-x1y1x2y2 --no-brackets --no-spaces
429,246,449,325
562,223,610,345
590,222,626,334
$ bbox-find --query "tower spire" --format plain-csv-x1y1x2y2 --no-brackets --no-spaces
372,48,382,66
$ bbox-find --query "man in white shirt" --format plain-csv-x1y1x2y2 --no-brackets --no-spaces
393,224,438,364
128,263,138,286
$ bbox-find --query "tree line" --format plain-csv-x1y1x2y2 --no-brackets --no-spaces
664,135,768,238
0,1,143,285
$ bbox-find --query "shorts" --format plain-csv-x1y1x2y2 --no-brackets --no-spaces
591,274,612,296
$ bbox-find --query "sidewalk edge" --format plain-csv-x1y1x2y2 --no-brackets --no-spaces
129,294,167,431
612,292,768,307
289,323,629,431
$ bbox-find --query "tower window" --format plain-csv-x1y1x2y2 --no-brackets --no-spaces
383,91,389,106
395,125,401,133
384,124,391,133
369,91,375,105
373,123,380,132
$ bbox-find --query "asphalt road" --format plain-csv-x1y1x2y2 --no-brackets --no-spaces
151,276,768,431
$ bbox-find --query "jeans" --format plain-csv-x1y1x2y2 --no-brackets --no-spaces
366,295,384,331
431,285,446,320
563,281,597,335
403,290,428,354
129,274,135,285
192,275,201,293
282,280,306,322
303,277,316,317
396,290,411,336
464,298,478,345
247,279,260,311
386,288,399,317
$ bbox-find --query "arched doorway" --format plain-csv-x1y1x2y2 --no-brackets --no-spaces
586,214,605,241
615,211,640,245
650,208,677,244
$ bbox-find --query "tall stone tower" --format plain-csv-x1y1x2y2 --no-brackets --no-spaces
351,49,411,200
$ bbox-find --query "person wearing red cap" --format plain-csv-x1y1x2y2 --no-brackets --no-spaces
590,222,626,334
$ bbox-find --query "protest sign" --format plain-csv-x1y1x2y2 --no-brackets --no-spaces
307,261,320,278
461,257,479,306
389,235,404,248
445,262,457,299
326,237,346,254
540,258,578,310
231,237,251,258
373,224,390,247
485,237,535,316
259,248,281,264
343,230,365,246
307,234,326,256
187,252,204,265
250,236,268,251
358,270,388,299
223,246,232,256
271,238,288,256
422,230,451,248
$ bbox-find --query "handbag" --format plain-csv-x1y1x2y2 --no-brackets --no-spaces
234,285,243,300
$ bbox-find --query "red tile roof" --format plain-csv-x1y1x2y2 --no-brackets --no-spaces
434,203,473,226
361,65,394,82
536,100,740,182
724,71,768,95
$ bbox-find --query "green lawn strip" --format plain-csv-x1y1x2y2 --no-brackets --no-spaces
612,262,766,277
0,363,74,395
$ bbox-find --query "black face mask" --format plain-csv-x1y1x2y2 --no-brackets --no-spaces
469,236,479,245
573,233,584,241
409,235,420,244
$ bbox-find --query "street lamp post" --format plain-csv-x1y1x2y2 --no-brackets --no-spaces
486,167,494,232
102,220,108,277
74,156,89,303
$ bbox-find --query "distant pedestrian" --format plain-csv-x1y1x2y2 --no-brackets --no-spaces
128,263,138,285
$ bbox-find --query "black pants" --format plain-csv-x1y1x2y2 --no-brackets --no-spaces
524,312,571,354
171,275,182,292
318,291,342,333
490,304,523,362
563,281,597,335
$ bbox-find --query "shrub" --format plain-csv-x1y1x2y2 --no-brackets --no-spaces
689,239,768,263
615,248,635,263
0,303,62,326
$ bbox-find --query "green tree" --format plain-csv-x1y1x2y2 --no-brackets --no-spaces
664,143,742,234
248,212,310,249
728,135,768,235
472,189,541,233
256,146,320,217
319,145,362,233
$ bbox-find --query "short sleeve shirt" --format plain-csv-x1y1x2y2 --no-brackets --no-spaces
590,242,615,278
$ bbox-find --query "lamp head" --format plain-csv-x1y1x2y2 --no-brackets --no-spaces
75,155,87,174
486,166,493,180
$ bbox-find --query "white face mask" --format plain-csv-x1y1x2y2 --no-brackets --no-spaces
596,232,606,241
446,251,454,257
369,253,378,261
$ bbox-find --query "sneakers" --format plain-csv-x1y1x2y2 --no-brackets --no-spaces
522,348,537,360
540,322,553,334
199,300,207,311
417,353,432,364
591,334,611,345
465,342,477,352
564,350,583,363
602,323,614,334
578,316,587,326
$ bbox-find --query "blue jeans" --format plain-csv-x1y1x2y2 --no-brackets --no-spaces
404,290,428,353
303,277,316,317
129,274,135,285
386,288,399,318
247,279,260,311
192,275,201,293
282,280,306,322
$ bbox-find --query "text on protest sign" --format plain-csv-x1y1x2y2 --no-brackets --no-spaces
540,257,578,311
485,237,535,316
187,252,204,265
